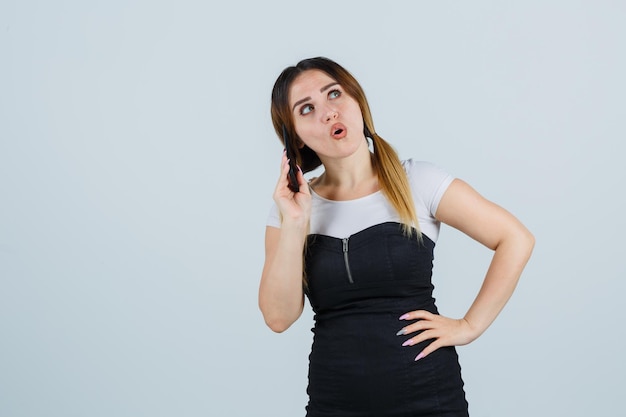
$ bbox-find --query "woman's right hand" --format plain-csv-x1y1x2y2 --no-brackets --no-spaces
273,151,311,226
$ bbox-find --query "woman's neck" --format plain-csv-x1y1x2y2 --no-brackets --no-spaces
311,148,379,201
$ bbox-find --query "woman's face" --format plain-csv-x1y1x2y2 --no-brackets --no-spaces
288,70,365,161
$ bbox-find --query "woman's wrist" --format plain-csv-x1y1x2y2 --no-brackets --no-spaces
280,215,310,232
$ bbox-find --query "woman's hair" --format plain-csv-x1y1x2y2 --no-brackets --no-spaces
270,57,420,235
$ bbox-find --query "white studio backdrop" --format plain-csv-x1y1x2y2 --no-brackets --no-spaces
1,1,624,416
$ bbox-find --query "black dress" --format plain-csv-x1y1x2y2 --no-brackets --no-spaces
304,222,469,417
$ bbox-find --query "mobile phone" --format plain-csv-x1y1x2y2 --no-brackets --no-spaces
282,125,300,193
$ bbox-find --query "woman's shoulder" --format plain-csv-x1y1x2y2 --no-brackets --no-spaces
401,158,455,214
401,158,451,179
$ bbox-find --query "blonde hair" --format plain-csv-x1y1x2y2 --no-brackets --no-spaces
270,57,420,236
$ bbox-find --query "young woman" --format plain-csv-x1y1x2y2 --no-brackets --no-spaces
259,57,534,417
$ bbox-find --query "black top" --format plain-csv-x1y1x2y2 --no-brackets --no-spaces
303,222,469,417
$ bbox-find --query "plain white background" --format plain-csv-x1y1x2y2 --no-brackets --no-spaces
1,1,624,416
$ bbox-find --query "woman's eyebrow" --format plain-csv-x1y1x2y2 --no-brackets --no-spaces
320,82,339,93
292,82,340,111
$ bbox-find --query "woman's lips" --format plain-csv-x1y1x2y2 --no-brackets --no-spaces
331,123,347,139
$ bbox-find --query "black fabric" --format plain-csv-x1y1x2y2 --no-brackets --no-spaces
304,222,469,417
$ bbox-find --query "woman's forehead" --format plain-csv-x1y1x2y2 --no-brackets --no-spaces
289,70,337,104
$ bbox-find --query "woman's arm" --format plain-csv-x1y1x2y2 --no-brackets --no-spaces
397,178,535,359
259,225,306,332
258,154,311,333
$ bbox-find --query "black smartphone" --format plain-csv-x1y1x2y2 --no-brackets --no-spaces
282,125,300,193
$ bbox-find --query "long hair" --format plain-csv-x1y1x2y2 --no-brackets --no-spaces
270,57,420,235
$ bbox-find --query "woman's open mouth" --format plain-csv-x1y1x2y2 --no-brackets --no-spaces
331,123,347,139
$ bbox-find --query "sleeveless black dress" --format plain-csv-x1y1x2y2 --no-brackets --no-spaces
304,222,469,417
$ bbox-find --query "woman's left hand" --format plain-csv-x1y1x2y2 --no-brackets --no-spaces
397,310,479,361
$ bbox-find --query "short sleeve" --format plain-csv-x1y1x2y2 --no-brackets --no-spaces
403,159,454,217
266,203,281,228
402,159,454,242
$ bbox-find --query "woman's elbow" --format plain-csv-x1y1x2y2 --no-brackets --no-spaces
264,317,293,333
261,309,300,332
258,291,303,333
517,226,535,260
523,227,535,250
259,303,300,333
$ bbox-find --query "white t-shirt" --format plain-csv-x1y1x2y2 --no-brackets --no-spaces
266,159,454,243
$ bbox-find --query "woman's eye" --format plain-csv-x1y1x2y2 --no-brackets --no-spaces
300,104,314,115
329,89,341,99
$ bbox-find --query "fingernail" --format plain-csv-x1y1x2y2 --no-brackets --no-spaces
415,352,425,361
402,340,413,347
395,328,405,336
399,314,409,320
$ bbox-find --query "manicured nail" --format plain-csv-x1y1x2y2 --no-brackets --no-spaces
399,314,409,320
396,328,405,336
415,352,425,361
402,340,413,347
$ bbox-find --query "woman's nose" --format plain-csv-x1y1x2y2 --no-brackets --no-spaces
324,108,338,122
